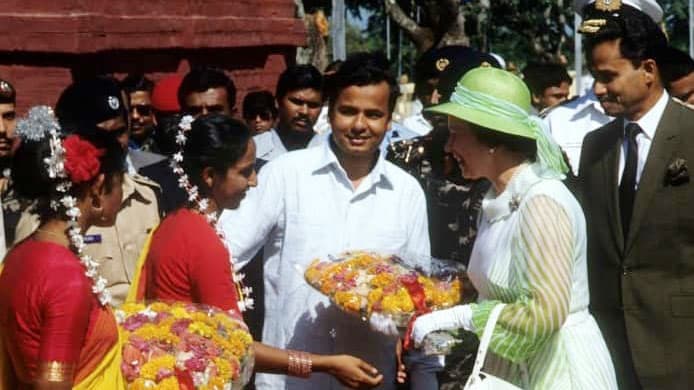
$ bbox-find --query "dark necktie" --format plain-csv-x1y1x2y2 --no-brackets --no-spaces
619,123,641,239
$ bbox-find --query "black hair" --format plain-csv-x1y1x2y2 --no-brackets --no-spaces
153,112,182,156
242,90,278,119
522,62,572,97
12,127,126,220
0,78,16,104
275,64,323,101
177,68,237,111
182,114,252,196
583,6,668,70
121,73,154,95
469,123,537,162
327,52,398,116
323,61,344,100
658,46,694,86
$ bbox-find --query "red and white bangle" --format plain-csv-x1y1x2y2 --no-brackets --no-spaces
287,350,312,378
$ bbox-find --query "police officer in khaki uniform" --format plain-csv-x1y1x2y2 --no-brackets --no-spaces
14,77,162,306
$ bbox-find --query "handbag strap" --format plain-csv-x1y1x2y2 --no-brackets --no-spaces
470,303,506,377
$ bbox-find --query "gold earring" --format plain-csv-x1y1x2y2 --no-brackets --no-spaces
93,206,106,222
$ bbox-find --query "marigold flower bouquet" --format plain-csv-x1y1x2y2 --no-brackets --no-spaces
304,251,463,328
115,302,254,390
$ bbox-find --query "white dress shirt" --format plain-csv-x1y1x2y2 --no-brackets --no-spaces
254,128,325,162
313,105,331,135
220,141,431,389
544,91,613,174
618,91,669,187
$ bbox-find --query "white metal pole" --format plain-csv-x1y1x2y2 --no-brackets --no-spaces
398,28,403,75
332,0,346,60
574,12,583,96
386,14,391,60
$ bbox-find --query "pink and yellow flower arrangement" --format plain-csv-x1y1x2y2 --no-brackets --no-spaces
305,251,463,327
115,302,254,389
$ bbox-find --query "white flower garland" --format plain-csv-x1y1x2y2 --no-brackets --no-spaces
173,115,254,312
17,106,112,306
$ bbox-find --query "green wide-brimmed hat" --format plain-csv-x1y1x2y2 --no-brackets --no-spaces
427,66,534,139
427,66,569,177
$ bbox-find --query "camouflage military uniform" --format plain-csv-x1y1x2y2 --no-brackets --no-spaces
386,134,489,266
1,170,30,250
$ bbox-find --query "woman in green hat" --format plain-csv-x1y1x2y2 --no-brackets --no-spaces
410,67,617,389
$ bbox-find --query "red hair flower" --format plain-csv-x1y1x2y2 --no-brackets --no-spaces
63,135,105,184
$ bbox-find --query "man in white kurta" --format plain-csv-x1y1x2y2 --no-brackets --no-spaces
221,139,430,389
220,54,433,389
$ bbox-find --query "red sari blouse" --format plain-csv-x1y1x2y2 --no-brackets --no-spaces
144,208,241,313
0,239,117,387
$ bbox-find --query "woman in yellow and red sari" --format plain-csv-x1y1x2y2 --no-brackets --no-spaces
0,108,126,389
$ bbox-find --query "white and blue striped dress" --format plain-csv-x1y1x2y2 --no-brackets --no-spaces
467,163,618,389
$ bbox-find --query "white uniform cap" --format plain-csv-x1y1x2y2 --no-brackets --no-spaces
573,0,663,23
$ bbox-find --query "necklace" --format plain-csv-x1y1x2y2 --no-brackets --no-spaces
211,212,255,312
190,206,255,312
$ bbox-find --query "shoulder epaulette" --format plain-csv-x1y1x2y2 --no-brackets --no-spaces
130,173,162,191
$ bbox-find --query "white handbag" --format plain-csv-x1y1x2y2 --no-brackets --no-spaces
463,304,525,390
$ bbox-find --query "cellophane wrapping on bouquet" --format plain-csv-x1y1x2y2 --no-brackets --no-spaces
304,251,464,329
115,302,254,390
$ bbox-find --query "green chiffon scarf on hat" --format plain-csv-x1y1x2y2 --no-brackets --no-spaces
430,79,569,179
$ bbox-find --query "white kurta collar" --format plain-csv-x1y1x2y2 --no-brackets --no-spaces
313,140,392,194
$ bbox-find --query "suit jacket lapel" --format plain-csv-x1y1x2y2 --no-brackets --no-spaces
603,120,625,254
625,100,681,253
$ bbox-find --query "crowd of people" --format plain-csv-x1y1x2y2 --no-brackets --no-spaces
0,0,693,389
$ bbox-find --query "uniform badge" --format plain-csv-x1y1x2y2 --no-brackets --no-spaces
595,0,621,12
579,18,607,33
84,234,102,244
107,96,120,110
436,58,451,72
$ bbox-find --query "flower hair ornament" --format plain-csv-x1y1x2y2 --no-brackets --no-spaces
16,106,112,306
172,115,254,312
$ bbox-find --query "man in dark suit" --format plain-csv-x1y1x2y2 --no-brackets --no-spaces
577,1,694,388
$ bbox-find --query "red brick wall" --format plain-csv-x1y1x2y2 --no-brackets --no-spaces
0,0,305,114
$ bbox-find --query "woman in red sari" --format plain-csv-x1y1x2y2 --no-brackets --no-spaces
0,108,126,389
136,114,385,388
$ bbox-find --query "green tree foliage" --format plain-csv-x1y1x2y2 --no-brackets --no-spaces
662,0,690,52
304,0,693,72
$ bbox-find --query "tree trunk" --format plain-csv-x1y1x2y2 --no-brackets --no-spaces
296,11,329,69
385,0,469,53
384,0,435,53
438,1,469,48
295,0,311,64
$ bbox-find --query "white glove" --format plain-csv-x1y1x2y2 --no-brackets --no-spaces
411,304,474,348
368,312,400,337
